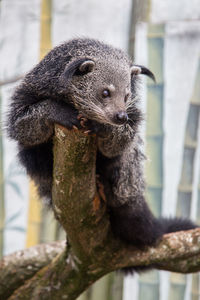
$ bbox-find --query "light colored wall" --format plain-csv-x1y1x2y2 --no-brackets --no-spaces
0,0,40,255
52,0,132,49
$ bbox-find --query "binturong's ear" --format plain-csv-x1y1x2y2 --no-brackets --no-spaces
60,58,95,84
130,65,156,82
78,60,95,73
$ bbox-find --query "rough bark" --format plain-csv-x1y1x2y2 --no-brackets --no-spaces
0,241,65,299
0,125,200,300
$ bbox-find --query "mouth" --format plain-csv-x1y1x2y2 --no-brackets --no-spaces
113,119,128,125
108,119,128,126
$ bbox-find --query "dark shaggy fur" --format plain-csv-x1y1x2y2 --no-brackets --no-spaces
6,38,197,273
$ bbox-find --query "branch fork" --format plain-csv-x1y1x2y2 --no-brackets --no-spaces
1,125,200,300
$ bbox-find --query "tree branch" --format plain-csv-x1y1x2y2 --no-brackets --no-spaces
0,241,65,299
1,125,200,300
2,229,200,300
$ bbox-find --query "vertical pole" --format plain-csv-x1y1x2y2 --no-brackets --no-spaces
0,92,4,258
26,0,53,248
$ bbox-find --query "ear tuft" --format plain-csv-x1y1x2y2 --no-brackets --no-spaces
79,60,95,73
131,65,156,82
130,66,142,75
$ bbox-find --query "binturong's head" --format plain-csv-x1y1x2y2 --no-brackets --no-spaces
59,39,155,126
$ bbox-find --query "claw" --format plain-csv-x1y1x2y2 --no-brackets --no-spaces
80,120,86,128
81,117,88,122
77,114,84,120
79,116,88,128
96,178,106,203
83,130,92,135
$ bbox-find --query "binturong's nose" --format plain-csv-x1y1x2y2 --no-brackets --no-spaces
115,111,128,125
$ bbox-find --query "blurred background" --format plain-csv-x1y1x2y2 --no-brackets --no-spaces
0,0,200,299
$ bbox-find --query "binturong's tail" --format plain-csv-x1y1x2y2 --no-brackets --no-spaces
109,201,198,248
158,217,197,234
122,217,198,274
109,202,198,274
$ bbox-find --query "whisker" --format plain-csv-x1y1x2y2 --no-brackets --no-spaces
73,93,112,124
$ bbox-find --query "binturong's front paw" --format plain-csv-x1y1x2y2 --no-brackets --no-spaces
50,102,82,130
80,118,110,137
76,114,90,132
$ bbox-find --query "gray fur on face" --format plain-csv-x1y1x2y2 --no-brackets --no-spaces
66,50,132,126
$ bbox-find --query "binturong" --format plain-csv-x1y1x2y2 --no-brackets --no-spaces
6,38,197,273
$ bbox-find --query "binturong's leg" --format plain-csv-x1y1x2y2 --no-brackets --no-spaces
96,143,163,248
97,143,197,249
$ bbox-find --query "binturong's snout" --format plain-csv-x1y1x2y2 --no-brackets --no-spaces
114,111,128,125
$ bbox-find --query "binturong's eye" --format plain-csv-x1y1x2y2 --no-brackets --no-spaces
102,89,110,98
